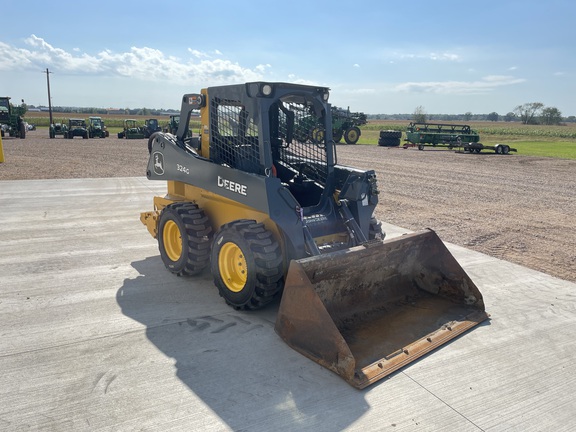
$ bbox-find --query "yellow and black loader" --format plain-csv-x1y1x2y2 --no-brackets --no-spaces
141,82,488,389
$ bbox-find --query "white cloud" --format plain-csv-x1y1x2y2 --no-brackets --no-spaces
429,52,459,61
395,75,526,95
353,63,360,68
341,88,376,95
395,51,461,62
283,73,321,86
482,75,518,82
255,64,271,73
290,78,321,86
0,35,266,86
188,49,210,58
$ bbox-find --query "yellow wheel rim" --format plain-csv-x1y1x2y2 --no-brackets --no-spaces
163,220,182,262
219,242,247,293
312,127,324,143
348,130,358,141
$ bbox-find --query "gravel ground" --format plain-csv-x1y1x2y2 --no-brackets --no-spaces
2,129,575,283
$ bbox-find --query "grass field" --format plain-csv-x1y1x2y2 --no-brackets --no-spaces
24,114,576,160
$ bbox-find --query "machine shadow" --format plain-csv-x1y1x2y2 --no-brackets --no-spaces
116,257,369,431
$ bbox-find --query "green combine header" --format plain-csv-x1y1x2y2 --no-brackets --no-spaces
405,122,479,150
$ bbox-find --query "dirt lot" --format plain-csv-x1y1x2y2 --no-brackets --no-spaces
1,129,574,283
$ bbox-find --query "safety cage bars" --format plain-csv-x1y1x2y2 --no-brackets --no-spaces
275,100,328,185
209,98,261,174
209,96,329,185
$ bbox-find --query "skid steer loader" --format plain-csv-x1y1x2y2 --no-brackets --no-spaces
140,82,489,389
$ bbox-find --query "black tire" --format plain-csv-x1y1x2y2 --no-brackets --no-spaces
495,145,502,154
344,126,361,144
379,130,402,140
19,123,26,139
311,127,325,144
333,128,343,143
418,144,424,151
148,132,161,154
378,137,401,147
211,220,283,310
158,202,212,276
503,145,510,155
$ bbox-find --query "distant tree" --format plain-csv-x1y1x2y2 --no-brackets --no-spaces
412,105,427,123
566,116,576,123
463,111,472,121
504,112,516,122
540,107,563,125
487,112,499,122
514,102,544,124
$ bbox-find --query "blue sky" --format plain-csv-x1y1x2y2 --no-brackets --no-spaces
1,0,574,115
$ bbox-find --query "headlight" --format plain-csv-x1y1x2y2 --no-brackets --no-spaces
322,91,329,101
261,84,273,96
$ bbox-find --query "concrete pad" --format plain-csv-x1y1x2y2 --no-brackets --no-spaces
1,177,575,431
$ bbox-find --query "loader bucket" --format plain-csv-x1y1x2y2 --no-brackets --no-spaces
275,229,489,389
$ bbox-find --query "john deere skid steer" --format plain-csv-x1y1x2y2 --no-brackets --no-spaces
141,82,488,389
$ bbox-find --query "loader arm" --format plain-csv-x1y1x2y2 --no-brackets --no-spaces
176,93,204,143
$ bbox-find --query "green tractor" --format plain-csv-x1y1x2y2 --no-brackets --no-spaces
49,122,69,138
143,118,162,138
294,113,323,143
331,106,367,144
164,114,180,134
163,114,195,137
118,119,145,139
0,97,27,139
292,105,367,145
65,118,89,139
87,116,110,138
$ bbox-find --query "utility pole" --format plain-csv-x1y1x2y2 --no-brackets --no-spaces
44,68,53,125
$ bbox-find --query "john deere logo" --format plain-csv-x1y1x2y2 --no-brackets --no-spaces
153,152,164,175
